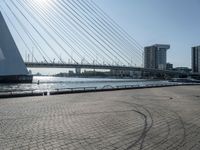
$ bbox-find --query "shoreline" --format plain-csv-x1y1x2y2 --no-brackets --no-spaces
0,82,199,99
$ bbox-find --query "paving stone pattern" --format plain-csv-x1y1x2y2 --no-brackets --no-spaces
0,86,200,150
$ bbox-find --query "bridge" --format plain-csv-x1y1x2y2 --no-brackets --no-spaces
25,62,187,77
0,0,190,79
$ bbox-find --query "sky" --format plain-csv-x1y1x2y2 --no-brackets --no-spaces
95,0,200,67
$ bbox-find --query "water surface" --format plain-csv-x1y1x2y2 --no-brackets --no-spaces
0,76,171,92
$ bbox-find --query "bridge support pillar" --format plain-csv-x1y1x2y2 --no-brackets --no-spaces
75,68,81,75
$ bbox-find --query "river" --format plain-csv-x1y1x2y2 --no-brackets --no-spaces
0,76,172,92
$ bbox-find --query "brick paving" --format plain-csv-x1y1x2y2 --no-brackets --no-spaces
0,85,200,150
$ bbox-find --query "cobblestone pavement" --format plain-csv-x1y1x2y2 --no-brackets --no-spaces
0,86,200,150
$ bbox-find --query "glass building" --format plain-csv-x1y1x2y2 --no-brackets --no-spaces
144,44,170,70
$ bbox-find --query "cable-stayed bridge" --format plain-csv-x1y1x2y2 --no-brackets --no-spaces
0,0,188,78
1,0,143,66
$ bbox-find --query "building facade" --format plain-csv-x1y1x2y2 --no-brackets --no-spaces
144,44,170,70
192,46,200,73
166,63,173,70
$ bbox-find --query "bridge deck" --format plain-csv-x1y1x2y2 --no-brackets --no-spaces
25,62,185,75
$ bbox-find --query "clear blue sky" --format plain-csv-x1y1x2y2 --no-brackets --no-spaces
95,0,200,67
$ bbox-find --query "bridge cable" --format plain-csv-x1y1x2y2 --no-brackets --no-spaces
25,0,99,65
85,0,144,56
72,0,142,65
86,0,144,65
3,0,144,67
14,0,79,64
59,0,130,66
52,1,118,65
89,0,144,53
65,0,133,66
19,0,89,65
54,1,123,66
8,0,67,64
77,0,143,64
0,6,38,63
2,2,52,63
45,1,113,65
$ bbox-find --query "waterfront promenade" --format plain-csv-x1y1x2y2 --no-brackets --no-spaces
0,86,200,150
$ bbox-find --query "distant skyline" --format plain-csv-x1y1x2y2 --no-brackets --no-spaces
95,0,200,67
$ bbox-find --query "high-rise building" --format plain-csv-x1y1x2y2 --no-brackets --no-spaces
192,46,200,73
144,44,170,70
